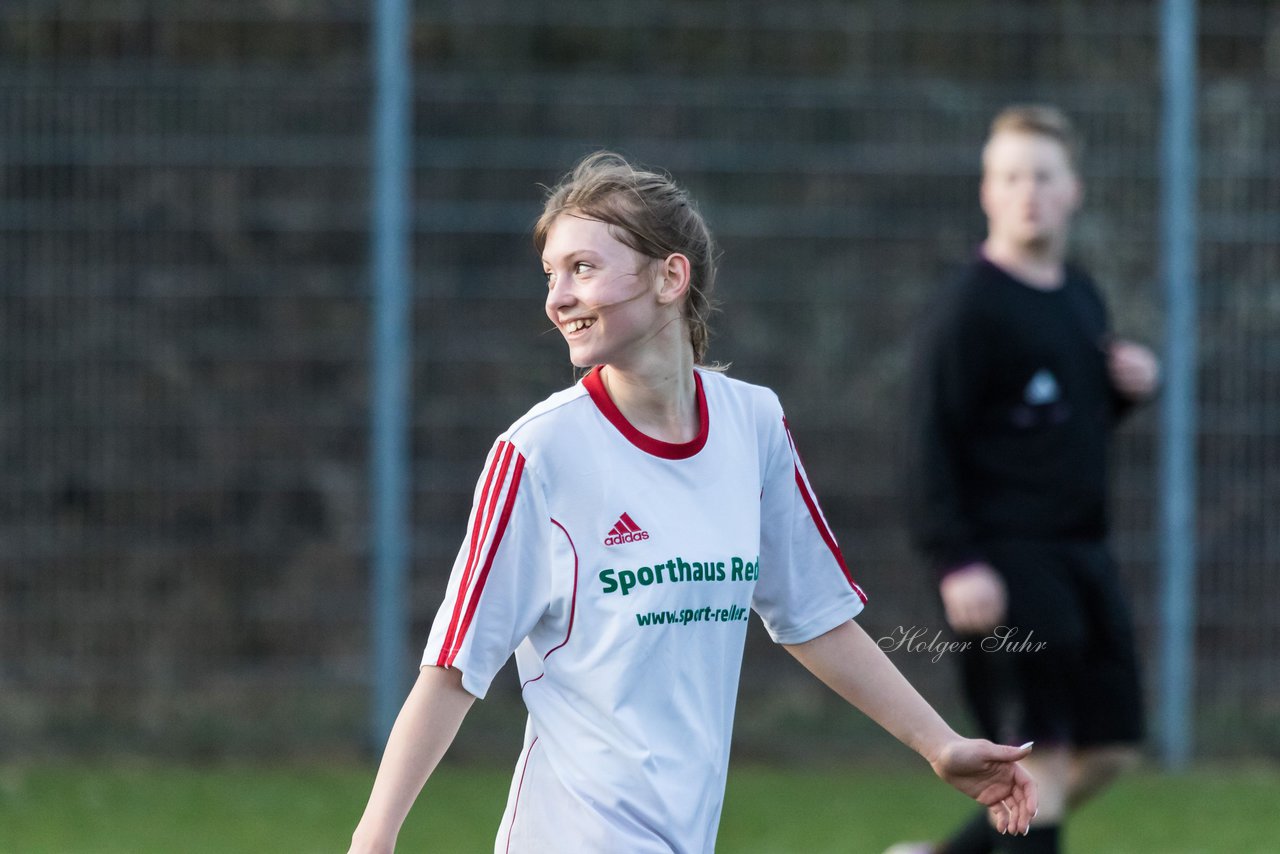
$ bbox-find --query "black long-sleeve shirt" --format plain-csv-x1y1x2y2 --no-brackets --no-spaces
907,257,1130,573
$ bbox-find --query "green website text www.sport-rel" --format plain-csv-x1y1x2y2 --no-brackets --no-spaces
635,604,750,627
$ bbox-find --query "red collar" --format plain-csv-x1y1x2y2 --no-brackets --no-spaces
582,367,709,460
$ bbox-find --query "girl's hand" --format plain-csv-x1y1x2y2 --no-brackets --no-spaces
929,738,1038,836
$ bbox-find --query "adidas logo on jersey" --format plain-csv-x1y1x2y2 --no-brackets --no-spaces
604,512,650,546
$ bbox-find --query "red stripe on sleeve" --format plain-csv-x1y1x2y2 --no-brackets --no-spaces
437,441,514,666
446,451,527,666
784,420,868,603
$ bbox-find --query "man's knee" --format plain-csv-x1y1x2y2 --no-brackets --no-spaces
1020,747,1074,823
1067,744,1141,809
1077,745,1141,780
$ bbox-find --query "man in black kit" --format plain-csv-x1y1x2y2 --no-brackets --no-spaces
890,106,1160,854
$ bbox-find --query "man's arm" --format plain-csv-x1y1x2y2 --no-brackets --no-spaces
906,294,1011,634
784,620,1037,835
349,666,476,854
905,288,986,576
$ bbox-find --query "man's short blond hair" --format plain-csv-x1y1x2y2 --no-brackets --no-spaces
986,104,1082,171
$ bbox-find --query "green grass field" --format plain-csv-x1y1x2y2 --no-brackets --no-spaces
1,761,1277,853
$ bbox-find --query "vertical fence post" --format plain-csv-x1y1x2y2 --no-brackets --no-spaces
1157,0,1199,770
369,0,412,749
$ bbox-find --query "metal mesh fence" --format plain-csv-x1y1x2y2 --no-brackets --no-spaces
2,0,1277,758
1194,73,1280,752
2,2,375,753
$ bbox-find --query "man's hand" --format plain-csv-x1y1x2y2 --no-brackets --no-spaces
929,738,1038,836
939,562,1006,635
1108,339,1160,401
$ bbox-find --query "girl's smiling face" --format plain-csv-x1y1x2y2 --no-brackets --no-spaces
542,213,665,369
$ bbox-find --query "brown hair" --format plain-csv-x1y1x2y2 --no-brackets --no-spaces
534,151,720,365
986,104,1082,171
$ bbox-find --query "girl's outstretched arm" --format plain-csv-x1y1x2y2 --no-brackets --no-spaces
349,665,476,853
784,620,1037,836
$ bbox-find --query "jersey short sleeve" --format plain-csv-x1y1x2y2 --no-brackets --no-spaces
423,438,553,699
752,405,867,645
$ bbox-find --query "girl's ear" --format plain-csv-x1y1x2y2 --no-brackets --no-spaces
656,253,692,306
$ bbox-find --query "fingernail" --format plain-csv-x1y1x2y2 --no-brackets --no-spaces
1019,741,1034,750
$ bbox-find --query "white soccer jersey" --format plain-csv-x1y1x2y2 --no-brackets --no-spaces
423,367,867,853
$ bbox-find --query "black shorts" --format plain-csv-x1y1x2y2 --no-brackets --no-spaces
954,539,1145,749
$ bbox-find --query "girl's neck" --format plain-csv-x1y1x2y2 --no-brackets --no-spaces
599,350,699,445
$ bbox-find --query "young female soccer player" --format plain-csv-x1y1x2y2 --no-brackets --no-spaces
349,152,1037,853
